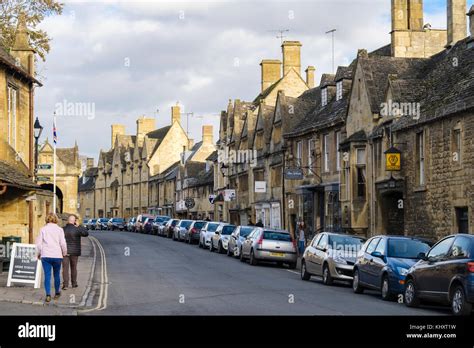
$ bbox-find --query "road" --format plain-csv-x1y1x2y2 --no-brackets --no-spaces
84,231,448,316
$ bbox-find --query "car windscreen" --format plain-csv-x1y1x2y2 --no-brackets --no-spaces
206,223,219,232
221,225,236,235
100,219,108,222
180,220,193,228
193,221,206,229
328,235,365,250
171,220,178,226
387,239,431,259
239,227,254,237
112,218,124,222
263,231,291,242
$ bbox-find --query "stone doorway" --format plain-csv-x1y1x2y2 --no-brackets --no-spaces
380,191,404,235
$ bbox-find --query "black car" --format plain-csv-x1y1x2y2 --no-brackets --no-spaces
404,234,474,315
184,221,206,244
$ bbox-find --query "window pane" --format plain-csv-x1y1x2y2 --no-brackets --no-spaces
356,148,366,165
428,237,454,259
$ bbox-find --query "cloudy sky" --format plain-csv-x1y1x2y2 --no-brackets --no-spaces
34,0,473,160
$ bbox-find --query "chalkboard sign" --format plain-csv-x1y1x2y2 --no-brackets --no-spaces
7,243,42,289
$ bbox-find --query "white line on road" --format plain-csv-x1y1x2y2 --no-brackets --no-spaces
286,270,300,275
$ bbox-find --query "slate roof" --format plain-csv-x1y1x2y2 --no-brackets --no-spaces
185,161,206,178
340,130,367,146
0,160,38,190
187,168,214,188
252,77,283,104
78,171,96,192
206,150,218,162
391,37,474,131
56,147,79,167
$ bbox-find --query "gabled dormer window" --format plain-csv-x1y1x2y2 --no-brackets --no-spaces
336,81,343,101
321,88,328,107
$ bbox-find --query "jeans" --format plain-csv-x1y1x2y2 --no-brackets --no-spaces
298,240,305,254
41,258,62,296
62,256,79,287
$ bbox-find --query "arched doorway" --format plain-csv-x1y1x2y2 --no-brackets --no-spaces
40,184,64,214
380,191,404,235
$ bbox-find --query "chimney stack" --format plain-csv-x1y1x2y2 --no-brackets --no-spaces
111,124,126,148
468,5,474,39
260,59,281,92
447,0,467,47
86,158,94,169
10,13,35,76
281,41,302,76
202,125,213,145
171,102,181,124
188,139,194,150
305,66,315,88
136,117,155,146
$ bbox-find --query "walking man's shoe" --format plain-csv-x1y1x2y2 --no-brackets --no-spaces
72,284,78,288
62,285,68,290
54,293,61,300
45,295,51,303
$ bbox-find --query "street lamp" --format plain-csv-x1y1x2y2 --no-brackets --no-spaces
33,117,43,179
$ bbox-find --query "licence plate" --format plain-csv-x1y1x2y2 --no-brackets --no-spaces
270,252,285,257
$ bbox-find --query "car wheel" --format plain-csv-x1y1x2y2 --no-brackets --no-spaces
199,239,202,248
322,264,333,286
301,260,311,281
451,284,472,316
240,248,246,262
381,275,395,301
352,269,364,294
404,279,420,307
249,250,258,266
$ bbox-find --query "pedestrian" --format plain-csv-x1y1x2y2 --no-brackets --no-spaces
248,219,254,226
298,223,306,254
62,215,89,290
255,219,264,227
205,216,211,221
35,213,67,303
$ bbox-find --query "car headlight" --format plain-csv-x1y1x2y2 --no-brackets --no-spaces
333,254,347,264
396,267,408,276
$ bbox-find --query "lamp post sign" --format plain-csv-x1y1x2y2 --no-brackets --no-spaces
7,243,42,288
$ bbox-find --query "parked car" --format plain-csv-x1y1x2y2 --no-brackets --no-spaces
143,217,155,234
87,219,97,230
107,217,126,231
210,224,236,253
135,214,155,233
82,218,89,227
301,232,365,286
96,218,110,231
404,234,474,315
173,220,193,241
240,228,297,269
352,235,432,300
198,222,220,248
152,216,171,235
127,217,136,232
227,226,256,257
161,219,179,238
184,221,206,244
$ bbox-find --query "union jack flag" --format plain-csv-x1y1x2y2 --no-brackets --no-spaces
53,121,57,145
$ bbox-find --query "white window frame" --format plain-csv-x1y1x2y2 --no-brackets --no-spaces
335,131,341,171
7,85,18,150
296,141,303,166
336,81,343,101
321,88,328,107
323,134,330,172
417,132,425,186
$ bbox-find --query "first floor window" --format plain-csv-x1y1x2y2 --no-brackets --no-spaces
7,85,18,150
356,148,366,199
416,132,425,185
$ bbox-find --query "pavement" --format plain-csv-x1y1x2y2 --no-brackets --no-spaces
86,230,450,316
0,237,95,315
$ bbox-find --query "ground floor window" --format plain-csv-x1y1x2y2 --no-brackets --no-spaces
270,204,281,229
456,207,469,234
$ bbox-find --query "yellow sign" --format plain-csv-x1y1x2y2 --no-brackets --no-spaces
386,152,401,171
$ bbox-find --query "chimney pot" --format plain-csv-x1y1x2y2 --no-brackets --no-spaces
281,41,302,76
171,102,181,124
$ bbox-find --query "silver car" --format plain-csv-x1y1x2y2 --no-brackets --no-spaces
301,232,365,285
210,224,236,253
173,219,193,241
227,226,256,258
240,228,297,269
198,221,220,248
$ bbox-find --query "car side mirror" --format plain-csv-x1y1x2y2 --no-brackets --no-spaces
418,252,428,261
371,251,384,259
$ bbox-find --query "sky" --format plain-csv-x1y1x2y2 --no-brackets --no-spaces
34,0,474,160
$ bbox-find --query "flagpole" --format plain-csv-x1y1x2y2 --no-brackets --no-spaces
53,112,57,214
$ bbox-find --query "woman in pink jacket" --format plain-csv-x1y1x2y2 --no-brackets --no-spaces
35,213,68,303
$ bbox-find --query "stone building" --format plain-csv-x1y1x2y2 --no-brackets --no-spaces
0,15,53,243
77,158,97,219
37,140,82,215
214,40,313,228
340,0,473,238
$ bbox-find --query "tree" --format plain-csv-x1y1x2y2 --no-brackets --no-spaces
0,0,63,61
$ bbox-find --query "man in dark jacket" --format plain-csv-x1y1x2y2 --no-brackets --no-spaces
62,215,89,290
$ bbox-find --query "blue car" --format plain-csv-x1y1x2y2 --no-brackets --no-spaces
352,235,432,301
